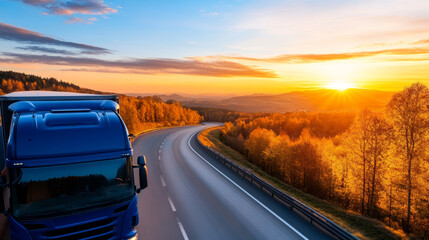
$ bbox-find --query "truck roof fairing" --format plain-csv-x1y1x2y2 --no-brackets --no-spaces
6,100,131,163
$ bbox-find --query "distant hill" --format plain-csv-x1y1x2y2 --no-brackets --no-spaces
126,93,237,102
181,88,395,113
127,93,195,102
158,94,195,102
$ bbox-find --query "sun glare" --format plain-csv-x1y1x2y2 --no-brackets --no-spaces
317,62,359,91
326,81,354,90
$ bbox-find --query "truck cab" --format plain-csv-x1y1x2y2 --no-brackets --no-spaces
0,91,148,240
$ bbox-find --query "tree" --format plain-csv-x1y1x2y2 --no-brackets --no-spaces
387,83,429,232
366,114,392,216
263,135,291,180
245,128,276,166
344,109,373,214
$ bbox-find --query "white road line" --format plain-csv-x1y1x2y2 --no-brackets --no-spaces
187,132,309,240
160,145,163,149
160,175,166,187
159,149,161,154
158,155,161,161
168,196,176,212
177,217,189,240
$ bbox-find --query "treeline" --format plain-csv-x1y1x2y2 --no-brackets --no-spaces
0,71,201,133
220,83,429,238
190,107,259,123
120,96,201,134
224,111,355,139
0,71,99,94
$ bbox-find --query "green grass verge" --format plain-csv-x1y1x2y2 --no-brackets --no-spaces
199,127,404,240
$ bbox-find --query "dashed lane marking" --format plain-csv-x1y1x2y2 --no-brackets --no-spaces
177,217,189,240
160,175,166,187
168,196,176,212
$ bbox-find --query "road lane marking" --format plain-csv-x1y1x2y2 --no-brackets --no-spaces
177,217,189,240
158,155,161,161
168,196,176,212
187,132,308,240
160,175,166,187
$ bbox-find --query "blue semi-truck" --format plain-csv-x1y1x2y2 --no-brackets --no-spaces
0,91,148,240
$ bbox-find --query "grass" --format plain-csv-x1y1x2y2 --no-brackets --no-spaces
132,123,180,138
199,127,404,240
134,127,165,136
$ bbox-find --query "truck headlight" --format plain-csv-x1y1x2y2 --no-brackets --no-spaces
128,234,138,240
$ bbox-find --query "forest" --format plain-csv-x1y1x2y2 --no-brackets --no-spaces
0,71,201,134
219,83,429,238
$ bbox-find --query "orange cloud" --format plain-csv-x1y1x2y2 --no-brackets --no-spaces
413,39,429,45
210,47,429,63
0,53,278,78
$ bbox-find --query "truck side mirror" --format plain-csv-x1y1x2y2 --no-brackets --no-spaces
137,156,146,166
136,156,148,193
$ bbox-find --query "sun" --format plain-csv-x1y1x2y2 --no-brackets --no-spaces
317,61,359,91
326,81,354,90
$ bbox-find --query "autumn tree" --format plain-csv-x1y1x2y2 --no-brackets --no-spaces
263,135,291,181
319,138,351,205
344,109,372,214
365,114,392,216
387,83,429,232
293,137,324,195
245,128,276,166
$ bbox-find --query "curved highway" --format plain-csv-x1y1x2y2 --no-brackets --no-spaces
133,124,333,240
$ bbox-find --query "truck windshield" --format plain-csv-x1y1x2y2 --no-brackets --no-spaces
11,157,134,219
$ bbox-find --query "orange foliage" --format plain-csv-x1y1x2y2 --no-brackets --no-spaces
118,95,201,134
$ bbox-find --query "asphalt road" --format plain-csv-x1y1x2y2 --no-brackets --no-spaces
133,124,333,240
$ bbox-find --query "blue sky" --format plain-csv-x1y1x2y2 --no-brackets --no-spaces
0,0,429,94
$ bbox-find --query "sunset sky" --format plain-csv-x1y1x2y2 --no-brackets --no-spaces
1,0,429,95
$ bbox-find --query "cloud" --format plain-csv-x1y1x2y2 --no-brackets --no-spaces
413,39,429,45
0,53,278,78
64,17,86,24
64,16,97,24
0,22,276,78
200,9,220,16
0,22,110,54
208,47,429,63
17,0,117,16
205,12,220,16
15,46,76,55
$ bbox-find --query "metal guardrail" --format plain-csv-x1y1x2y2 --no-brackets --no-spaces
196,131,359,240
